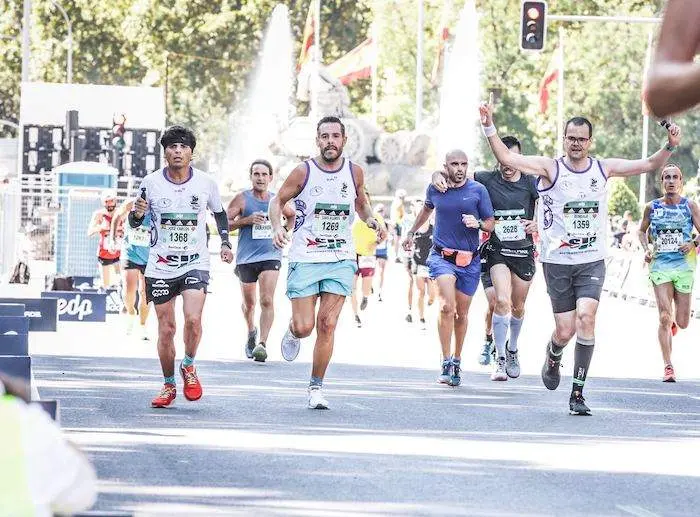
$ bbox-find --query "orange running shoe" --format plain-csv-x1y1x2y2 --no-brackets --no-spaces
180,363,203,401
663,365,676,383
151,383,176,408
671,322,678,336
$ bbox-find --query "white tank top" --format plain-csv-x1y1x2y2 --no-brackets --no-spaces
141,167,224,279
537,157,608,265
288,158,357,263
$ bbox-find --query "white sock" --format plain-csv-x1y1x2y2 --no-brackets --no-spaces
509,315,523,352
492,313,510,359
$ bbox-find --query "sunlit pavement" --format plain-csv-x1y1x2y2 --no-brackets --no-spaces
32,255,700,516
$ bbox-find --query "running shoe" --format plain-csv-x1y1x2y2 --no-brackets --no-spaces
569,391,591,415
541,345,562,390
252,342,267,363
180,363,203,401
405,313,413,323
505,346,520,379
671,322,678,336
355,315,362,328
151,383,176,408
140,325,150,341
245,328,258,359
378,293,383,302
308,386,329,409
437,358,452,384
449,359,461,386
125,315,136,335
663,364,676,382
491,357,508,381
420,318,426,330
281,326,301,362
479,338,494,366
360,297,368,311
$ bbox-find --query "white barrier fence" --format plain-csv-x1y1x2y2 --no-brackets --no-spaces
603,248,700,317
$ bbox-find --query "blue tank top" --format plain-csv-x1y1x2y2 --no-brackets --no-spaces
649,197,696,272
236,190,281,265
125,211,151,265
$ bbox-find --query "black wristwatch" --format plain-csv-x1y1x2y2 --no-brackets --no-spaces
221,240,232,250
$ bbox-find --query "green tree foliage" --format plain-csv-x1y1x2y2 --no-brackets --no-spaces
0,0,697,188
608,178,641,220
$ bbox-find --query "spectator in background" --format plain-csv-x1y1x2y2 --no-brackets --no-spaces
88,189,122,288
390,189,408,262
0,374,97,515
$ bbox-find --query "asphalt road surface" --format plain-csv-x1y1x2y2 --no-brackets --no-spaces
31,256,700,517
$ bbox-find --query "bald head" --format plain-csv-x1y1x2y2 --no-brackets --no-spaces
445,149,468,163
443,149,469,185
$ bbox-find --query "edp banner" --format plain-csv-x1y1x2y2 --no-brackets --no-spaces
41,291,107,322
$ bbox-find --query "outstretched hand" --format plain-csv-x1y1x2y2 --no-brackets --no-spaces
479,92,494,126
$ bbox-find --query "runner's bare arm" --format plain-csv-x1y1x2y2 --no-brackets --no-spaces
87,211,103,237
689,199,700,246
646,0,700,117
604,123,681,178
407,205,433,236
479,98,555,180
270,164,306,246
638,203,652,254
282,201,296,231
110,200,133,241
352,163,387,240
226,193,251,231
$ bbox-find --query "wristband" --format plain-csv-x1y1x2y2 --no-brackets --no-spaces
665,143,677,152
221,240,232,250
482,125,497,138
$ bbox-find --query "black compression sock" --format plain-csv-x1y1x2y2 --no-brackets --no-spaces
572,338,595,393
548,338,565,359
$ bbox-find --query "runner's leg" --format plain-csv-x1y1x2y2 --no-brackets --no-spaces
453,290,473,359
182,288,206,360
137,270,150,326
154,298,177,379
290,295,318,339
509,272,533,352
257,269,280,344
240,281,257,334
435,275,457,361
653,282,676,367
416,276,426,321
124,269,138,317
490,264,512,361
311,292,346,380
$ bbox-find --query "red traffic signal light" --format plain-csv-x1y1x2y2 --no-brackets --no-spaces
520,1,547,51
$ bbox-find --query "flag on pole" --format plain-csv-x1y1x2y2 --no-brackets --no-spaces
539,47,560,114
327,38,374,85
430,0,451,86
298,1,316,71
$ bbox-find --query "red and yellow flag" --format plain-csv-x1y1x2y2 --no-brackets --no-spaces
297,1,316,71
327,38,374,85
539,47,560,114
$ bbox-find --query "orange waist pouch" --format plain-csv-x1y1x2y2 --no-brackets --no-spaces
435,246,474,267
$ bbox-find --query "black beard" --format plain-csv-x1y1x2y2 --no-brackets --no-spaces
106,207,115,212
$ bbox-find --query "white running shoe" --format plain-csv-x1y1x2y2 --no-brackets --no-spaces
506,349,520,378
281,326,301,362
125,314,136,335
307,386,329,409
140,324,149,341
491,357,508,381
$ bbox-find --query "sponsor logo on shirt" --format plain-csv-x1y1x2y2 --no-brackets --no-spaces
156,253,201,268
305,237,347,250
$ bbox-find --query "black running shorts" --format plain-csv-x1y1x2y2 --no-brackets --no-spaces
542,260,606,313
485,244,536,283
123,260,146,273
145,270,210,305
234,260,281,284
98,256,120,266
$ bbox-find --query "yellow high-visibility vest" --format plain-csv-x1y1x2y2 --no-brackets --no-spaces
0,395,34,517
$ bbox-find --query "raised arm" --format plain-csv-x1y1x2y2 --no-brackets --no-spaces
270,164,307,249
646,0,700,117
604,123,682,178
479,98,556,180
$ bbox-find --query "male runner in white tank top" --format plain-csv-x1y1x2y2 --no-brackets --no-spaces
269,116,387,409
479,98,682,415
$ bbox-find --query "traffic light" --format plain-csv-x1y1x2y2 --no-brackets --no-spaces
112,113,126,151
520,1,547,51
